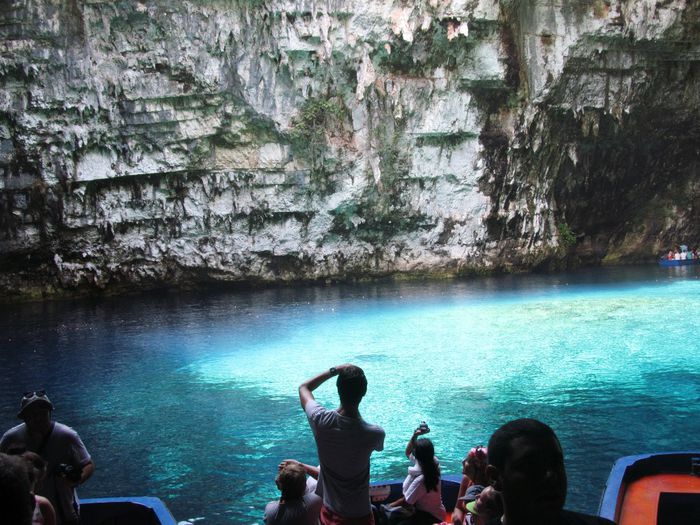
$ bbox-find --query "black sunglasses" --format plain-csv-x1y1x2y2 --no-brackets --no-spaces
22,390,47,398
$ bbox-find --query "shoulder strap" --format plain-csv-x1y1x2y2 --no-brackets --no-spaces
39,423,72,523
37,422,55,456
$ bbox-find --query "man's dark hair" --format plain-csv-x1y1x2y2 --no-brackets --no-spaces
487,418,561,470
0,453,33,525
276,463,307,501
336,365,367,407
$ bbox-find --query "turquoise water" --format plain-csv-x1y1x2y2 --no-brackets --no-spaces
0,266,699,523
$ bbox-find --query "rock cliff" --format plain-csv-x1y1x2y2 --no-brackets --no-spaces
1,0,698,299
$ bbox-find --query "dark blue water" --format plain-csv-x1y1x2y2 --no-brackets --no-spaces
1,265,699,524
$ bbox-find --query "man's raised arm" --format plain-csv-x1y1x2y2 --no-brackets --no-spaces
298,364,350,409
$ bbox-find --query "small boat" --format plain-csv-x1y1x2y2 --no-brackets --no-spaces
80,497,178,525
658,258,700,267
598,452,700,525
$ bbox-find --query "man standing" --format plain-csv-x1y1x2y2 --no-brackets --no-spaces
0,391,94,525
485,418,614,525
299,364,385,525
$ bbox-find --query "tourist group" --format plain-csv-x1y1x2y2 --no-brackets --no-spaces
0,367,616,525
665,244,699,260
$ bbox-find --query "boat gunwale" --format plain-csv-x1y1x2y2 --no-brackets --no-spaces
597,451,700,523
80,496,178,525
658,258,700,267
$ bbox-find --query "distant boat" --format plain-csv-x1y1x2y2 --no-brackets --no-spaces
81,497,177,525
659,258,700,267
598,452,700,525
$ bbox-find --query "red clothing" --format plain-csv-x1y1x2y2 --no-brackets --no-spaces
320,505,375,525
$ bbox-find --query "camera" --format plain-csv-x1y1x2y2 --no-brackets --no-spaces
417,421,430,434
55,463,83,483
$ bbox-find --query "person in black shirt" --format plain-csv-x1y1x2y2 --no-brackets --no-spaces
484,419,615,525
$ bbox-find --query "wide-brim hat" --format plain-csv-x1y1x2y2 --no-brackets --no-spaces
17,391,54,418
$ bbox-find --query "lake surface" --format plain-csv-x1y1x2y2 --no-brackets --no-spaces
1,265,699,523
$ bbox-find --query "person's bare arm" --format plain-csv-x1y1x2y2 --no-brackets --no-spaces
59,459,94,490
37,495,56,525
80,460,95,484
405,432,415,459
279,459,319,480
405,425,429,458
452,475,470,525
387,496,406,508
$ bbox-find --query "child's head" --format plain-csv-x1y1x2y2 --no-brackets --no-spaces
275,462,307,501
463,445,488,479
0,453,33,525
467,485,503,521
21,451,47,490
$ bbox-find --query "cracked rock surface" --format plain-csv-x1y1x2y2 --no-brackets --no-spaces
1,0,698,299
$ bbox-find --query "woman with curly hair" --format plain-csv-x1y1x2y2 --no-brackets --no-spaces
452,446,489,525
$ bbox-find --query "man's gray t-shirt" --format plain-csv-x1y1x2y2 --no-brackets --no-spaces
0,421,91,524
304,399,385,518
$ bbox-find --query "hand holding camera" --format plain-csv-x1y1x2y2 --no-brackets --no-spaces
416,421,430,435
55,463,83,485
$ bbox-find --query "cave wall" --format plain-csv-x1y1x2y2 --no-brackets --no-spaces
487,0,700,267
0,0,698,298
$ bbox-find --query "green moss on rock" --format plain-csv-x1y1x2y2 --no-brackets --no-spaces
372,22,476,75
415,131,478,147
289,96,345,191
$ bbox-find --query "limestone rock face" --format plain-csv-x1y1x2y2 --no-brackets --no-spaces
0,0,698,298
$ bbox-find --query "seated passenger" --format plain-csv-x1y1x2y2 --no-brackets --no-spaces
278,459,320,495
21,452,56,525
464,486,502,525
0,452,34,525
452,446,489,525
667,250,674,260
264,462,322,525
385,425,446,524
455,485,483,525
674,251,682,260
485,418,615,525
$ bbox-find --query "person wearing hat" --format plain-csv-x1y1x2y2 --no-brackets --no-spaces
0,390,94,525
457,484,484,516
